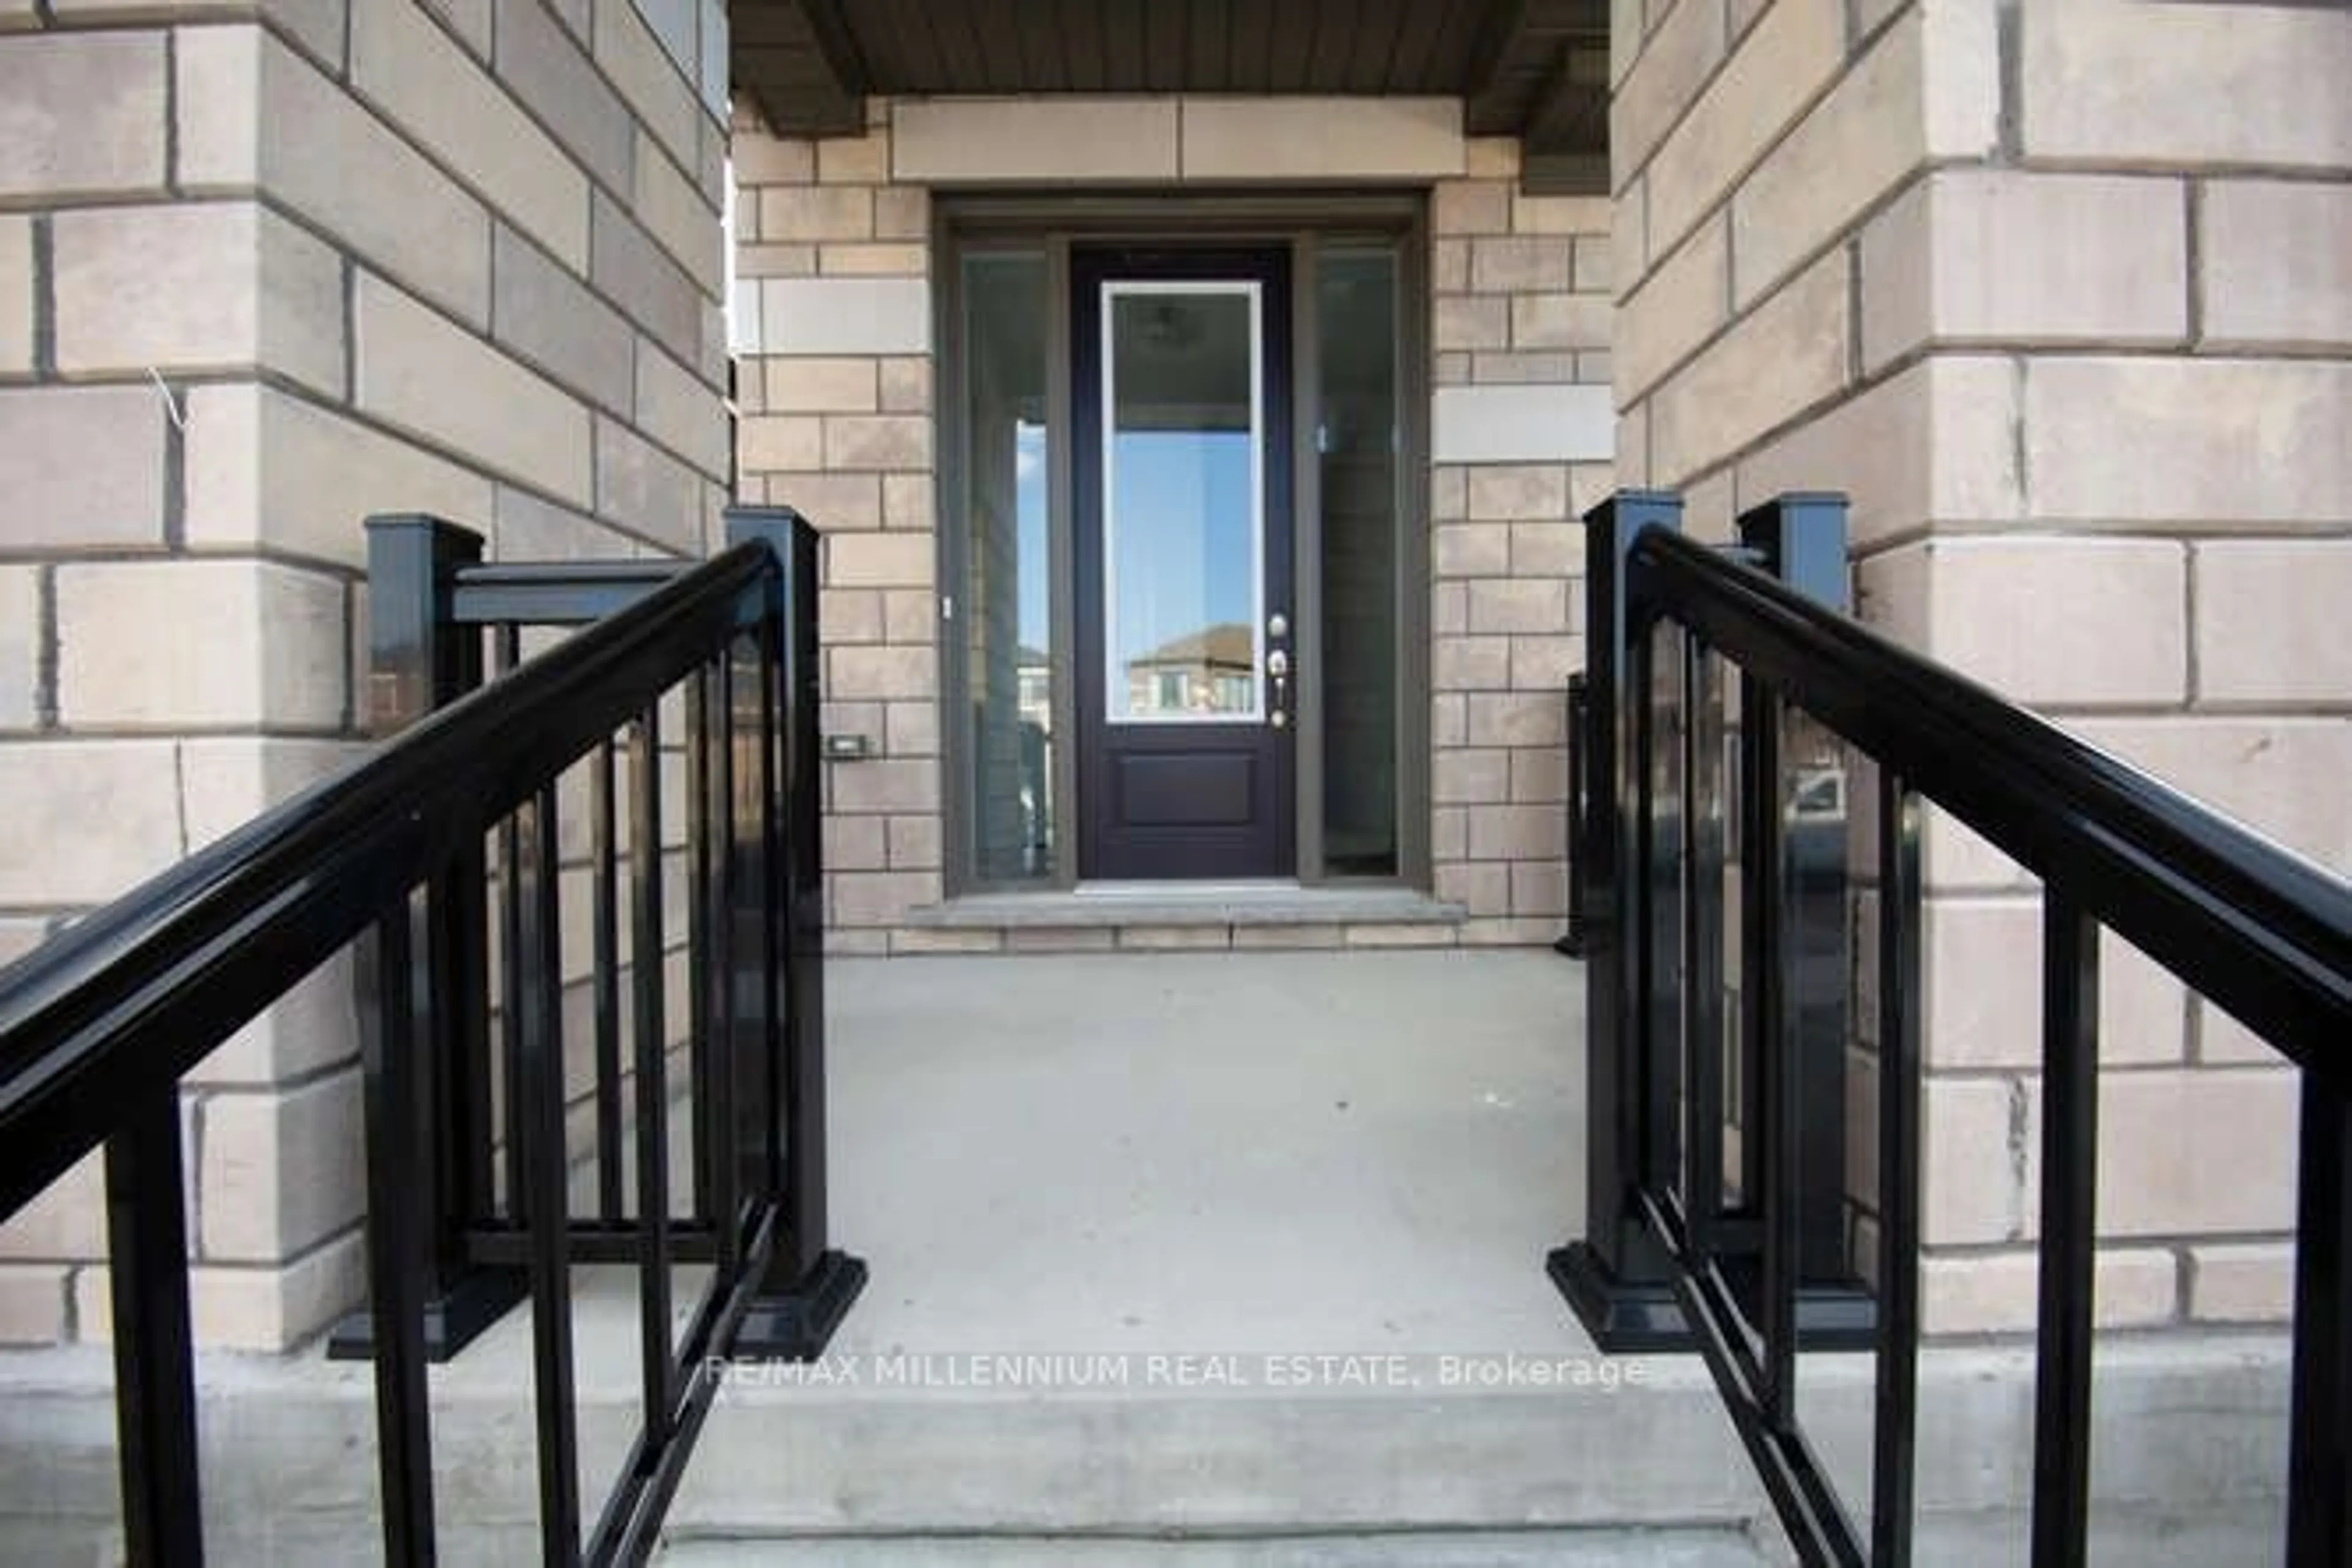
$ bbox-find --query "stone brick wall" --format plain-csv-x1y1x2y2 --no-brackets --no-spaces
1611,0,2349,1332
731,96,1614,952
0,0,733,1350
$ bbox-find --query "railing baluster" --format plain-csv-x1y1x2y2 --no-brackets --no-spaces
497,625,528,1227
2033,895,2100,1568
1687,641,1726,1254
629,707,675,1449
106,1088,204,1567
1870,773,1921,1567
591,741,624,1223
514,782,582,1563
1751,679,1798,1429
684,668,716,1235
1627,619,1662,1201
359,901,437,1566
2287,1070,2351,1565
707,655,744,1273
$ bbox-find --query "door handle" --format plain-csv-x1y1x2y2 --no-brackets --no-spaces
1266,649,1289,678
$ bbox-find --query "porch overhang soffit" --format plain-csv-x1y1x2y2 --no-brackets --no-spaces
727,0,1610,192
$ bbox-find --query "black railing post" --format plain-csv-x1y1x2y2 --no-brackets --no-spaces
1550,490,1690,1349
106,1090,204,1566
330,514,526,1363
1553,673,1590,958
724,505,868,1359
1738,495,1871,1329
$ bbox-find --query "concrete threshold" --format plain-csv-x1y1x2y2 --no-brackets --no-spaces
903,882,1468,928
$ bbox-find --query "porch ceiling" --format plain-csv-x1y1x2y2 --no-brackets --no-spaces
728,0,1610,189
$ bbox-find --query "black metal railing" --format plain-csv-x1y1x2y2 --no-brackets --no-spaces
1550,489,2352,1565
0,505,864,1566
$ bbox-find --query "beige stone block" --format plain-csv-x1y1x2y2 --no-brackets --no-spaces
2021,0,2352,170
893,98,1178,183
596,415,705,553
1648,247,1849,486
0,564,37,728
739,415,824,473
1510,521,1584,578
0,31,166,198
181,28,491,327
826,530,935,589
2189,1243,2294,1324
355,273,592,506
1434,634,1512,693
1730,11,1931,309
880,589,934,646
1860,171,2187,373
886,813,941,870
0,214,28,373
592,190,704,365
1224,924,1338,950
1180,96,1462,179
878,358,932,414
1468,693,1566,749
2198,999,2280,1068
1920,1247,2178,1336
184,1228,366,1351
1472,350,1578,386
1511,194,1610,239
825,814,886,870
2195,541,2352,706
2068,716,2352,874
1510,859,1569,918
0,741,182,903
196,1071,364,1261
353,0,589,269
2026,358,2352,527
1470,237,1574,295
58,560,345,729
734,127,814,185
1616,214,1728,403
0,1153,103,1261
1920,899,2187,1070
1006,925,1115,953
1342,923,1458,949
816,129,888,185
1608,0,1727,179
1115,925,1232,951
827,644,937,701
824,413,932,470
766,184,871,246
1433,749,1510,805
891,928,1006,955
186,385,489,570
490,0,630,191
1739,355,2018,549
828,928,891,956
767,357,877,414
1467,579,1569,636
1431,807,1466,862
1431,693,1466,747
1433,583,1467,638
494,222,635,414
763,276,930,356
635,138,723,293
831,869,941,924
1467,803,1564,861
2202,180,2352,352
1432,385,1615,464
1436,860,1511,916
52,202,342,394
885,698,938,755
1436,521,1512,579
821,243,927,277
821,587,884,644
1613,170,1648,300
2099,1068,2297,1237
1510,750,1567,805
1866,537,2186,708
1434,295,1509,352
1467,465,1570,521
1433,179,1511,238
1433,239,1469,294
593,0,703,173
635,341,729,480
738,243,817,279
1922,1074,2033,1246
760,470,883,532
883,472,936,532
0,1264,69,1346
1511,293,1608,352
1509,635,1581,692
873,186,929,241
1645,0,1844,254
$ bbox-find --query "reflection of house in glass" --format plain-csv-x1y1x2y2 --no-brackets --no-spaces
1123,623,1255,717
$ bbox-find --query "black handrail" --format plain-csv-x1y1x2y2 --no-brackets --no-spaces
0,506,865,1566
1553,489,2352,1567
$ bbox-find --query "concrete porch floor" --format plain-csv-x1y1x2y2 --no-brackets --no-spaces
0,948,2294,1565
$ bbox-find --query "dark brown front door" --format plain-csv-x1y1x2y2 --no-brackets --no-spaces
1072,247,1295,880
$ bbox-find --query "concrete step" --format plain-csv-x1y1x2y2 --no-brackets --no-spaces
656,1526,1779,1564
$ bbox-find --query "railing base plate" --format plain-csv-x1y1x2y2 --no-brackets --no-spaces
323,1266,529,1363
730,1248,869,1362
1549,1243,1877,1355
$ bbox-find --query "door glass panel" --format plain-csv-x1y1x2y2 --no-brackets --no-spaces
961,252,1055,883
1317,246,1400,876
1103,283,1262,723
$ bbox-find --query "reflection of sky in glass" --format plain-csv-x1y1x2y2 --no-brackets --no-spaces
1110,431,1254,673
1016,421,1047,650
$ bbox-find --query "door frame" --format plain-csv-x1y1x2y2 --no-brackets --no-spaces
935,193,1433,895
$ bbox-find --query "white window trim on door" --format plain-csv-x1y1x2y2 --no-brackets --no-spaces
1098,278,1267,728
